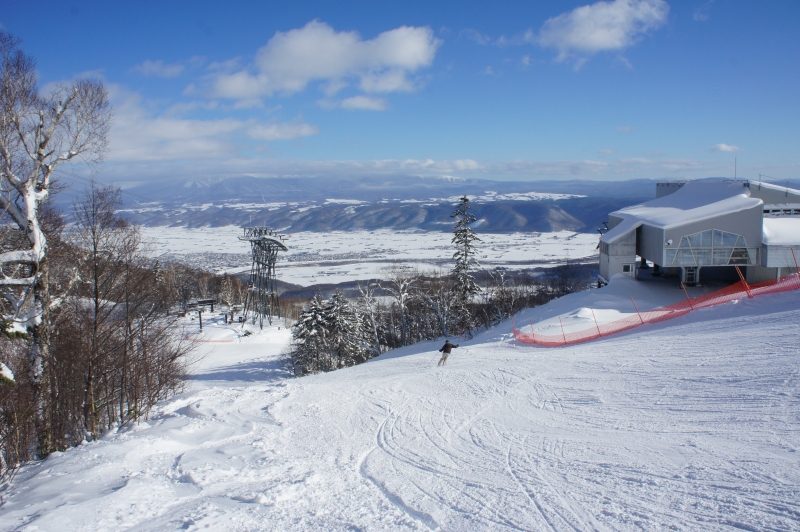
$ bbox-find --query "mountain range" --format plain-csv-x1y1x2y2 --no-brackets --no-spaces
55,175,795,234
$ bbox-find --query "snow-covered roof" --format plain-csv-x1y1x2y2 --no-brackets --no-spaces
762,217,800,246
750,180,800,198
602,181,762,244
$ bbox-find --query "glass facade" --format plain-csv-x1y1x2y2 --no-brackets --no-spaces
665,229,758,267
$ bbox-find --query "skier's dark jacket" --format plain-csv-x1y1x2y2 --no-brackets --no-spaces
439,340,458,354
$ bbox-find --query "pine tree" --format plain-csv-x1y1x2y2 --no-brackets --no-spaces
451,196,481,301
291,293,329,375
291,291,375,375
324,291,373,368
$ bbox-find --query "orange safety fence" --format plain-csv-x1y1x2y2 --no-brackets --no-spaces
512,270,800,347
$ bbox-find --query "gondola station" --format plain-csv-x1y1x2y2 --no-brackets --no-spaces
599,179,800,286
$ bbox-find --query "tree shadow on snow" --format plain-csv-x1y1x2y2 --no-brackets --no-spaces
189,359,290,383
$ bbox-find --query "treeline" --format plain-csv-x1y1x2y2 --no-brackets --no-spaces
0,185,245,482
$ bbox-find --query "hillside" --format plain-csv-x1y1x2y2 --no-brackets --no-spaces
1,281,798,530
82,175,660,233
57,176,800,234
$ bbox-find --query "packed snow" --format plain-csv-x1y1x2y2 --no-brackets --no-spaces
2,279,798,531
517,274,718,337
141,228,599,284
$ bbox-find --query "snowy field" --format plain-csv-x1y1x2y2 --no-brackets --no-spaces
1,279,798,531
140,227,598,285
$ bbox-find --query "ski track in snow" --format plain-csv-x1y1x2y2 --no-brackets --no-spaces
1,291,799,531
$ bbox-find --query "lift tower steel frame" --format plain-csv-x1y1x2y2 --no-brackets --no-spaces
239,227,289,329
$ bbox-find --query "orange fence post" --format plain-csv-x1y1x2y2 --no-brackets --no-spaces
791,249,800,289
558,316,567,345
529,319,535,343
735,265,753,298
590,308,602,337
630,296,644,324
681,282,695,310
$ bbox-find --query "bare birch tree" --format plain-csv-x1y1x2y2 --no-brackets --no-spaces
420,271,457,338
0,31,111,454
356,281,382,352
384,268,416,347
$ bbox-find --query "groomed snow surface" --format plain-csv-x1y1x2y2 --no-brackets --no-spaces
1,284,799,531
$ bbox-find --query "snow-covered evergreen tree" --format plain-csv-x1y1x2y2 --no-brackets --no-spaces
451,196,481,301
291,293,330,375
291,291,375,376
324,291,373,368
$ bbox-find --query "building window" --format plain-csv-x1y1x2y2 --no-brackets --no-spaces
622,264,632,273
667,229,758,267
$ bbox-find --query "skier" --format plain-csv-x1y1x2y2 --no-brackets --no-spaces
437,339,459,366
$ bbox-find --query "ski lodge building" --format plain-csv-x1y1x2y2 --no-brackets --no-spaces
599,179,800,285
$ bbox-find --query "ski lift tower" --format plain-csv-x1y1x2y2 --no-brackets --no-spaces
239,227,289,328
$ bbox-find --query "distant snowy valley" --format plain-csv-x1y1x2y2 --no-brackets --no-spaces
142,227,599,285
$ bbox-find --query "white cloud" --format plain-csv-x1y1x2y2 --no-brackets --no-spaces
188,56,207,68
693,0,715,21
205,20,441,102
247,123,319,141
164,100,220,117
106,85,318,162
537,0,669,64
359,68,416,92
322,79,349,96
461,28,492,45
712,143,740,152
616,125,634,132
340,96,387,111
598,148,616,154
616,55,633,68
452,159,483,170
100,151,763,185
133,59,185,78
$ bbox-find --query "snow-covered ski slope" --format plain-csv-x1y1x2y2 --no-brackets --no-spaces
2,289,799,531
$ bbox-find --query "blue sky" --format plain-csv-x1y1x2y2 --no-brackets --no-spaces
2,0,798,185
